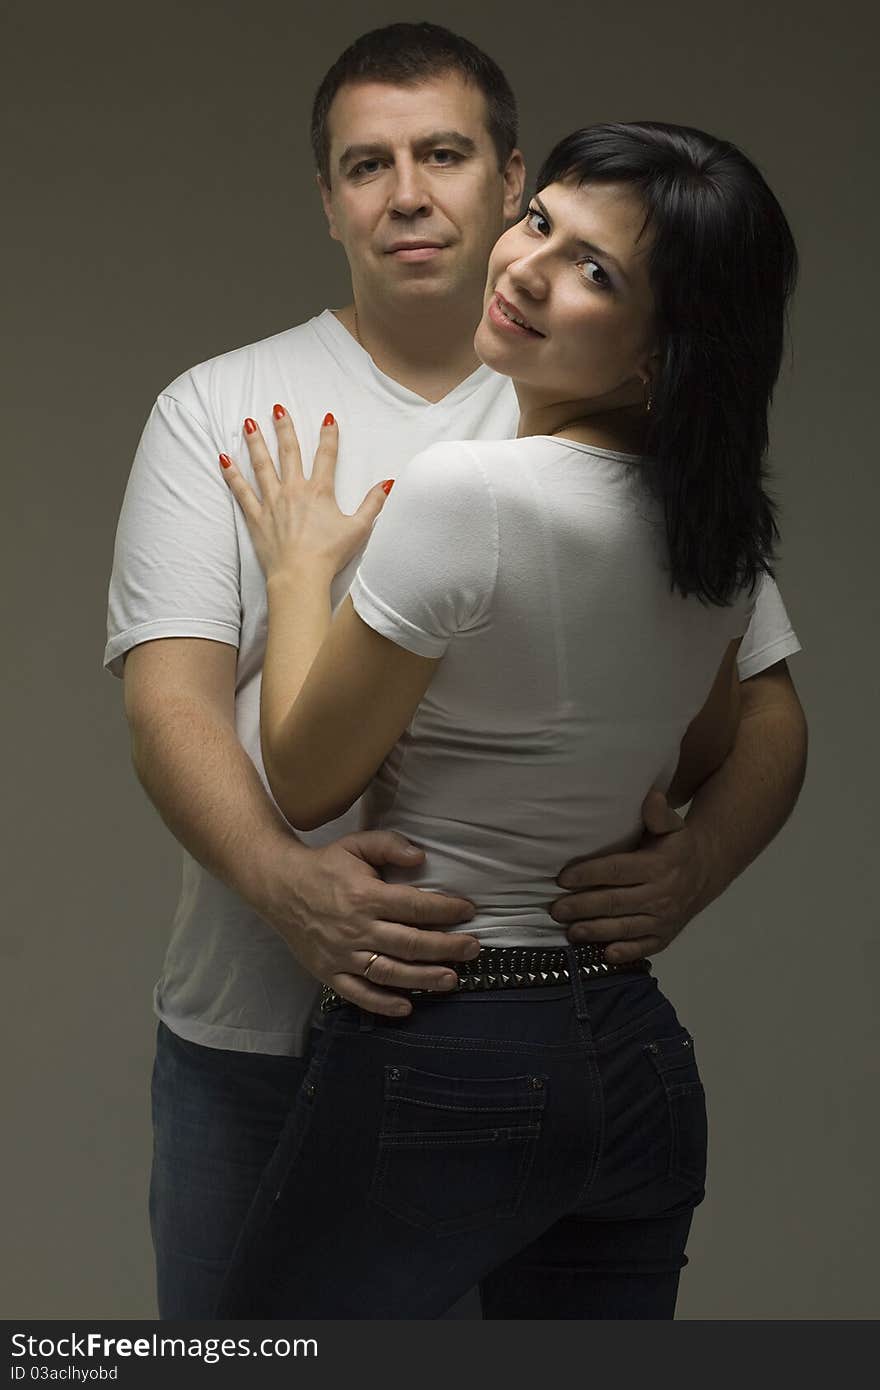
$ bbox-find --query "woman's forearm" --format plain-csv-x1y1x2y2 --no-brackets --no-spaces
261,566,335,776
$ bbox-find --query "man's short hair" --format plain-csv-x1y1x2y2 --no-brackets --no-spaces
311,22,518,185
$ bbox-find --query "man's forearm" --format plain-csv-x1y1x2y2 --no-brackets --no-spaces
119,640,479,1013
129,695,302,922
685,663,807,913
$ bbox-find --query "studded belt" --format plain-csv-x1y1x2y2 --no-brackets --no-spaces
320,942,650,1013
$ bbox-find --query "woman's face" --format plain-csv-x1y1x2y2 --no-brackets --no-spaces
474,179,658,412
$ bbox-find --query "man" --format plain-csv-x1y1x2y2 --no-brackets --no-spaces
105,23,807,1318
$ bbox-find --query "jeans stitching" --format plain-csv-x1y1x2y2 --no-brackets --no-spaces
369,1126,542,1233
592,999,672,1053
354,1031,584,1055
369,1070,546,1233
573,1026,605,1208
387,1099,543,1113
665,1083,707,1186
644,1037,707,1188
379,1125,542,1146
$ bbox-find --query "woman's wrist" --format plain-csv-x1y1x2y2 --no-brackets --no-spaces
266,562,336,600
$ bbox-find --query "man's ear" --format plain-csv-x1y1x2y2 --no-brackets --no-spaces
502,149,526,225
317,173,340,242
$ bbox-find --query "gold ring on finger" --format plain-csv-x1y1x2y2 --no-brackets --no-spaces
363,952,381,979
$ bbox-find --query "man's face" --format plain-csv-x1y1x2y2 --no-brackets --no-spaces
319,73,524,314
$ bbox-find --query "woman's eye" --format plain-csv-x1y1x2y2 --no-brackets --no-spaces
580,259,611,289
525,208,550,235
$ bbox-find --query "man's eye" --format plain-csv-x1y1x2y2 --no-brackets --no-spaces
352,159,383,177
525,208,550,235
429,149,461,164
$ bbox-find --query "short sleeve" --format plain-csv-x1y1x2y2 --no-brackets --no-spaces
350,443,499,658
104,391,241,677
736,574,802,680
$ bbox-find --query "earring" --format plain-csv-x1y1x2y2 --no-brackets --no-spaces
644,380,653,414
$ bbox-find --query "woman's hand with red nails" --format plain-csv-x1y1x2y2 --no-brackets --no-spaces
219,411,390,583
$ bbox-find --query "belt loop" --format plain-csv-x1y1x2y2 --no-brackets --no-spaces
359,1009,375,1033
565,945,591,1022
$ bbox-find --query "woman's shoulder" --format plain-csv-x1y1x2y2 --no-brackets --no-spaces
404,437,539,491
398,438,513,498
406,437,522,468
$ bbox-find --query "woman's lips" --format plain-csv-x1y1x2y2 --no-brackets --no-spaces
487,293,544,337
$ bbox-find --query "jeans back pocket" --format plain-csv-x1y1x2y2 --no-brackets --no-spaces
644,1032,708,1196
370,1064,546,1235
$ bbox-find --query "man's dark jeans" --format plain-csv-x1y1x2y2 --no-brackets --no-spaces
149,1023,309,1319
212,957,707,1319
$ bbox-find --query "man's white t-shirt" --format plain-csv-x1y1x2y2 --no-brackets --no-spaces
105,312,801,1055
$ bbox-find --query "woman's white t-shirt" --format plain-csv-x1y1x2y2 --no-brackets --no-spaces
352,436,754,944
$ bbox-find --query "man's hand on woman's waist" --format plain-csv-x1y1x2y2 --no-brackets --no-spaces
548,791,701,963
263,829,481,1017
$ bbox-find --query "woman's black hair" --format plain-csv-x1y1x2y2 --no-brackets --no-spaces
536,122,798,604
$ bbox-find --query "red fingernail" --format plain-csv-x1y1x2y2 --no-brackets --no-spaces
322,412,335,427
273,403,285,420
244,418,257,435
219,454,232,469
381,479,395,494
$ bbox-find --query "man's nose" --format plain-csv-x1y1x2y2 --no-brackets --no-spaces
389,162,432,218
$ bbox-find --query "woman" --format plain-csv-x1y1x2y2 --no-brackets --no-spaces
213,122,797,1318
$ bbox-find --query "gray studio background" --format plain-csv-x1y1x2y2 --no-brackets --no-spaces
4,0,877,1319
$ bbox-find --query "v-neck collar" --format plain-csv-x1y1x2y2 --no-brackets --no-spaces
313,310,498,410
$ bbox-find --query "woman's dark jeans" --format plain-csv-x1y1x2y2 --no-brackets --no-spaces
214,955,708,1319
